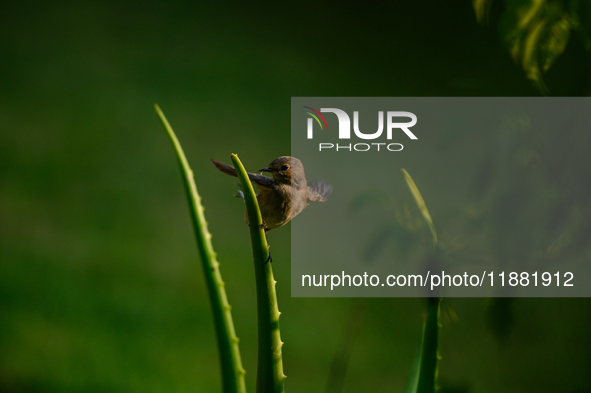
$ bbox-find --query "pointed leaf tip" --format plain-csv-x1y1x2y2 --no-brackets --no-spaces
401,169,438,246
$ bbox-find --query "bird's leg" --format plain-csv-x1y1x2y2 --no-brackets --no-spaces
264,244,272,266
247,221,267,232
263,229,272,265
257,221,268,231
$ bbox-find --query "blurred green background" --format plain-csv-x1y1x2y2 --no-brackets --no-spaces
1,1,591,392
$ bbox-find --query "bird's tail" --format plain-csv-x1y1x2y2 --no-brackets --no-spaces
210,158,238,177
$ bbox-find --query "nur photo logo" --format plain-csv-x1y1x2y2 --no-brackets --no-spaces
302,106,418,152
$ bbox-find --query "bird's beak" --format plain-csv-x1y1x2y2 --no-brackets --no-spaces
259,166,271,173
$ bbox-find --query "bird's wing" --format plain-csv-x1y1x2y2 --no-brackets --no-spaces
307,179,332,202
210,158,276,190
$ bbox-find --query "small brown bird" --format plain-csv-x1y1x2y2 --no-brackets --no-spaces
210,156,332,232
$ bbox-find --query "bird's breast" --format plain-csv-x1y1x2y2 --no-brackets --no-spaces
248,184,308,230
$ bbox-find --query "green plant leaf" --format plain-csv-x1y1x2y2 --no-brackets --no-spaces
401,169,437,246
230,154,285,393
404,298,441,393
155,105,246,393
474,0,575,93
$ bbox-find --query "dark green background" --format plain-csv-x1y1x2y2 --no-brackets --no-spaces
1,1,590,392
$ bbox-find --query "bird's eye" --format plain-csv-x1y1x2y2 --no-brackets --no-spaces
281,165,289,171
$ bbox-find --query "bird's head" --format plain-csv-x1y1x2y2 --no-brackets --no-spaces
259,156,306,187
